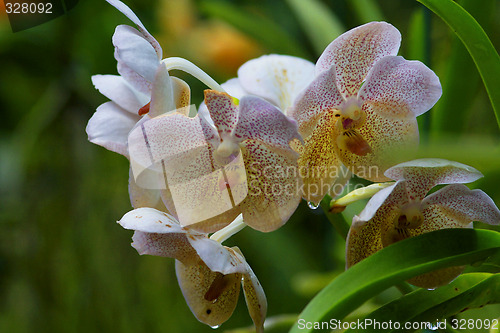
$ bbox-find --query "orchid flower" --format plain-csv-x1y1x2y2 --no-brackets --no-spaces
289,22,442,204
86,0,225,209
346,159,500,289
118,208,266,332
128,88,302,233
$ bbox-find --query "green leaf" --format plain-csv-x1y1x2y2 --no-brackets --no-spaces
430,0,496,136
199,1,307,58
289,229,500,333
286,0,344,56
417,0,500,129
344,273,500,333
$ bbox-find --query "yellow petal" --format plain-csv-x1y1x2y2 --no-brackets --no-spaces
176,260,242,328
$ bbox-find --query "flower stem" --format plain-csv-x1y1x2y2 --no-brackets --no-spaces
320,195,350,240
210,214,246,243
162,57,226,93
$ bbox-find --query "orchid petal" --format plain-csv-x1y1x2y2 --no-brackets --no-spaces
118,207,200,265
289,66,345,138
149,64,175,117
92,75,149,113
86,101,139,157
237,54,315,111
359,56,442,117
295,111,345,204
116,58,152,95
346,181,408,267
384,159,483,200
221,78,248,99
316,21,401,98
171,77,191,109
128,167,167,211
204,90,239,139
234,96,301,151
106,0,162,58
422,184,500,226
113,25,160,83
176,260,241,328
334,102,419,182
232,248,267,333
187,237,247,275
239,139,301,232
128,114,240,232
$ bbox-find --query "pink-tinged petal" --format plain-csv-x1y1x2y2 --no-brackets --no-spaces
113,25,160,83
237,54,316,111
118,207,200,264
86,101,139,157
92,75,149,113
176,260,241,328
234,96,301,151
384,159,483,200
317,22,401,98
128,113,240,233
288,66,345,138
422,184,500,226
117,58,152,95
128,167,167,211
295,111,346,204
205,90,239,139
346,181,408,267
334,102,419,182
239,139,301,232
106,0,162,58
231,248,267,333
359,56,442,117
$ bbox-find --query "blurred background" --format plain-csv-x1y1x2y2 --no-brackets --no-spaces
0,0,499,332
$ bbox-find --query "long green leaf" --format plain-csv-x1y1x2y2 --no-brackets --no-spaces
345,273,500,332
417,0,500,129
286,0,344,55
289,229,500,333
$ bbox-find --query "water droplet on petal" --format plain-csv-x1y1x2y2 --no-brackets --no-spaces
210,325,219,329
307,202,320,210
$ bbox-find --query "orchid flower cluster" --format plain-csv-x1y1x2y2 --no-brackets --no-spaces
86,0,500,331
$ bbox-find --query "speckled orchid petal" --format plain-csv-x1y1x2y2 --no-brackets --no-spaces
204,90,239,139
316,22,401,98
289,66,345,138
86,101,139,157
239,139,301,232
234,96,301,151
106,0,162,58
295,111,345,204
385,159,484,200
346,181,408,267
237,54,315,111
113,25,160,84
92,75,149,113
359,56,442,118
128,113,241,233
334,102,419,182
176,260,241,328
422,184,500,226
171,77,191,109
232,248,267,333
118,207,201,265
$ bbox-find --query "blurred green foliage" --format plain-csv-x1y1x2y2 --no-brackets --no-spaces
0,0,499,332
